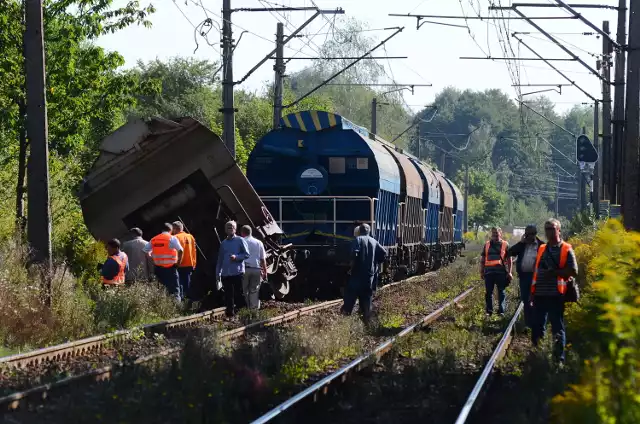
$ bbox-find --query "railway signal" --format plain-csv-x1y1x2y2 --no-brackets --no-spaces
576,134,598,164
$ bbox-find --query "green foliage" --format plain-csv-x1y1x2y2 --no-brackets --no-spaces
456,168,506,226
92,283,181,333
552,220,640,423
0,236,180,351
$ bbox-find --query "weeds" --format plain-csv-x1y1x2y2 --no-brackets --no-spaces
0,238,180,353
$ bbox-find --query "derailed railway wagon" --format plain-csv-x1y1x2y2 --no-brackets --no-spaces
246,110,464,297
79,117,297,301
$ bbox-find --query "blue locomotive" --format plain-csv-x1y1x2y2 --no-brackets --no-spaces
247,110,465,296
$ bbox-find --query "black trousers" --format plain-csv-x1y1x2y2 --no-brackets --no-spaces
222,274,244,316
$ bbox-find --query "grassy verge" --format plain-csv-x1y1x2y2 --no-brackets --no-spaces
0,239,181,355
7,258,479,423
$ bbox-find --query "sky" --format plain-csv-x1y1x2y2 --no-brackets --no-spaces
97,0,622,116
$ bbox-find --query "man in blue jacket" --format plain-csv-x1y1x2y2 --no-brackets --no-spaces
216,220,250,317
508,224,544,328
341,223,387,322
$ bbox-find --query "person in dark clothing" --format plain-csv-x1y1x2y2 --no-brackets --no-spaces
480,227,512,316
100,238,129,287
341,223,387,322
508,225,544,328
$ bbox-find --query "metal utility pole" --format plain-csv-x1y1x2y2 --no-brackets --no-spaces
623,0,639,229
371,97,377,135
416,125,421,159
593,100,600,217
24,0,52,302
580,127,587,212
555,175,560,216
464,165,469,233
272,22,285,129
221,0,236,158
610,0,627,205
601,20,613,201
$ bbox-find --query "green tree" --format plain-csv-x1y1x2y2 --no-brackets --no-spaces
0,0,155,234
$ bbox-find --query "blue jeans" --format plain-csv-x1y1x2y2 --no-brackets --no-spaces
484,273,507,314
342,275,374,321
532,296,566,362
518,272,534,328
154,266,181,302
178,266,194,300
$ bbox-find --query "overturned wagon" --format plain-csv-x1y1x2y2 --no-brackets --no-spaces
79,117,297,300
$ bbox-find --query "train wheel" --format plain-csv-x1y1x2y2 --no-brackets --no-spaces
269,278,290,300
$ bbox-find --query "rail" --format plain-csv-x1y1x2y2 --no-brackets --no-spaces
0,300,344,410
0,307,227,369
453,301,524,424
250,285,477,424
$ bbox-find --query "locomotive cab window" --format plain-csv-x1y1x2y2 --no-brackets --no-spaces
329,157,345,174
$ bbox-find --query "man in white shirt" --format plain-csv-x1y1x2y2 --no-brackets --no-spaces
240,225,267,310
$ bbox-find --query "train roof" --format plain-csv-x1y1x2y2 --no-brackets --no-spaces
278,110,451,202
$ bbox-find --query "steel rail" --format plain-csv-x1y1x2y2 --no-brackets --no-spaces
250,285,477,424
0,307,229,369
0,299,345,410
454,301,524,424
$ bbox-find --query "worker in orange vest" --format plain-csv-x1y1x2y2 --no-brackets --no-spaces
530,218,578,363
143,223,184,302
100,238,129,288
172,221,197,301
480,227,512,316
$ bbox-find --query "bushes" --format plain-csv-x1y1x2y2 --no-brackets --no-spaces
551,220,640,423
0,238,180,352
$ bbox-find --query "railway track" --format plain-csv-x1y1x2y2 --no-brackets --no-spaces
453,301,524,424
0,299,344,410
250,285,478,423
0,271,439,412
248,281,525,424
0,307,228,370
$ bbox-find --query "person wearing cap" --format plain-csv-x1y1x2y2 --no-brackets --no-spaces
172,221,197,301
122,228,153,283
341,223,386,322
508,224,544,328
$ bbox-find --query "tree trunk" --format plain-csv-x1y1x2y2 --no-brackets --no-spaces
16,98,28,235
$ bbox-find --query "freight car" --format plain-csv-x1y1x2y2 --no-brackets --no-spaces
79,117,297,301
246,110,465,297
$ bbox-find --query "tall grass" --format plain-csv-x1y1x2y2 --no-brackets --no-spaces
551,220,640,423
0,238,180,353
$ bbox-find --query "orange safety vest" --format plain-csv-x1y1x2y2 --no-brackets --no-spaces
175,231,196,268
483,240,508,268
150,233,178,268
531,242,571,295
102,252,128,286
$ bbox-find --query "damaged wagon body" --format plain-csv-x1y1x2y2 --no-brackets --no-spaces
79,117,297,301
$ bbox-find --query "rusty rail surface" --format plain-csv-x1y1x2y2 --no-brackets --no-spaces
250,285,477,424
0,307,227,369
0,299,344,410
454,301,524,424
